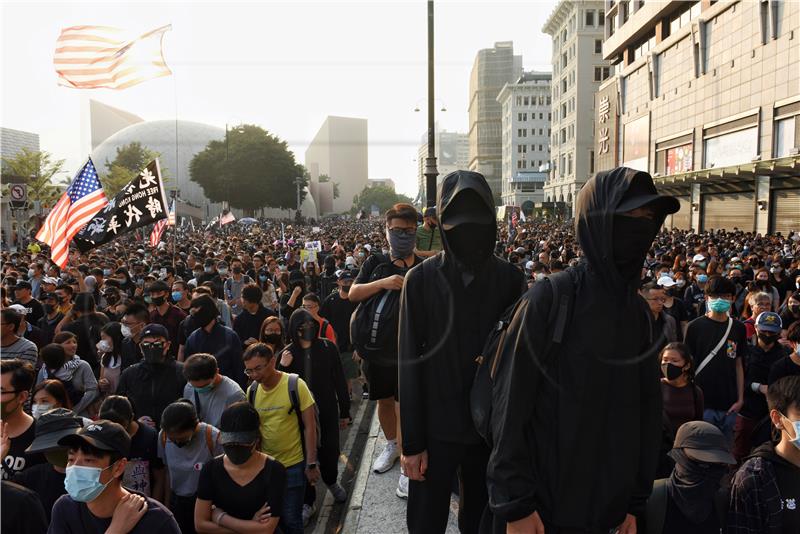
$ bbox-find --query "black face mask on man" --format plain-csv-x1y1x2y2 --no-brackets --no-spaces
612,215,658,281
445,223,495,269
386,229,416,259
141,341,167,365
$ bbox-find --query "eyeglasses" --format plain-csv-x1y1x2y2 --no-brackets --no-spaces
140,342,165,350
121,320,141,328
387,227,416,237
244,364,267,376
646,297,667,303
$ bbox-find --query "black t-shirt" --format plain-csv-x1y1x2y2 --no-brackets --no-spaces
354,254,422,286
196,455,286,521
12,463,66,521
320,292,357,352
779,309,800,331
684,316,747,411
662,492,720,534
1,419,45,480
1,480,48,534
773,454,800,534
49,491,181,533
123,423,163,496
768,355,800,385
14,298,45,328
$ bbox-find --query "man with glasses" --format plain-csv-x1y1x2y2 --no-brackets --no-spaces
1,359,45,480
120,303,149,368
116,324,186,429
300,293,336,344
641,281,678,350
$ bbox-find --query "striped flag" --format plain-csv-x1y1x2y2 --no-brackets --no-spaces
220,211,235,225
149,199,175,246
54,24,172,90
35,158,108,268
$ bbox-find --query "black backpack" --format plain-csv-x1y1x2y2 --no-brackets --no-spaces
350,257,406,362
470,270,576,445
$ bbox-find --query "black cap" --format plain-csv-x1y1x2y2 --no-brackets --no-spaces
58,419,131,457
13,280,31,291
673,421,736,465
615,171,680,216
423,207,436,218
337,270,355,281
25,408,82,454
40,292,57,301
289,270,304,282
140,323,169,340
146,280,170,293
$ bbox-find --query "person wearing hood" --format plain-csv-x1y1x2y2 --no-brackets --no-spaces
280,270,307,321
398,170,524,532
279,309,351,519
184,295,245,387
116,324,187,428
644,421,736,534
727,375,800,534
487,168,676,534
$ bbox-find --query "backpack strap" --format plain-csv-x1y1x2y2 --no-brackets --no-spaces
545,270,576,349
645,478,668,534
320,319,331,339
247,382,257,405
287,373,308,459
204,423,214,455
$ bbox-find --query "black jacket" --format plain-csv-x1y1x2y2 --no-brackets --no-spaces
399,171,524,454
280,310,350,420
487,168,663,531
116,360,186,428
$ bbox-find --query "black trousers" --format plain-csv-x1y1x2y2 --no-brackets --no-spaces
170,492,197,534
407,439,489,534
304,406,341,506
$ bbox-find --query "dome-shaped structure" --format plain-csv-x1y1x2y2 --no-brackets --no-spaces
92,120,226,220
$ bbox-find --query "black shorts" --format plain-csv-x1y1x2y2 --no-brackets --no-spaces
362,358,398,401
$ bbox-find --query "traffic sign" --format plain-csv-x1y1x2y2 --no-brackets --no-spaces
9,184,27,202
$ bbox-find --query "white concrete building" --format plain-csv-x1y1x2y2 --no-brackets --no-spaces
543,0,612,215
497,71,552,207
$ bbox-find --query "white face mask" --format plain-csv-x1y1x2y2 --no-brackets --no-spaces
120,325,132,339
96,339,113,353
32,403,53,419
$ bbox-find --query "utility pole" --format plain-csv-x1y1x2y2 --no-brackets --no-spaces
424,0,439,208
295,177,303,222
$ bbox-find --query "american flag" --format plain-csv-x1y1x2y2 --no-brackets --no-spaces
149,200,175,247
35,159,108,268
54,24,172,90
511,209,519,228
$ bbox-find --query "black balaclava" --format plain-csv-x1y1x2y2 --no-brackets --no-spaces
442,190,495,275
190,295,218,328
666,449,727,524
612,214,659,281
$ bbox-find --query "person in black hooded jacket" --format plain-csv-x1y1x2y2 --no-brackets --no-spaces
398,170,524,533
279,308,351,507
487,168,678,534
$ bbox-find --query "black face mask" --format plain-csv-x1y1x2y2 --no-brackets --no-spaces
612,215,657,281
263,333,282,346
192,307,217,328
44,303,56,314
661,362,684,381
789,304,800,315
758,332,779,346
729,276,741,286
141,342,167,364
299,324,316,342
232,267,242,274
150,296,165,306
445,223,495,269
223,444,254,465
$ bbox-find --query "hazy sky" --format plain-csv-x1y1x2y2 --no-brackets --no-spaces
2,0,557,197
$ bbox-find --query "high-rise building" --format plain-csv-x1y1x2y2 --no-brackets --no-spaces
543,0,611,215
468,41,523,205
305,116,368,214
497,71,552,208
416,126,469,204
596,0,800,233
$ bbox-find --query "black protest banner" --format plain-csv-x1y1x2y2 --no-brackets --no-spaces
74,159,169,252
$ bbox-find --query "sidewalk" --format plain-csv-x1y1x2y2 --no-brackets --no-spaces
341,411,459,534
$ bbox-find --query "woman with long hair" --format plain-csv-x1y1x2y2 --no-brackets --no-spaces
97,321,125,395
259,316,285,355
660,342,704,437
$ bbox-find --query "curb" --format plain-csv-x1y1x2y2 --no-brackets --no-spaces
339,404,381,534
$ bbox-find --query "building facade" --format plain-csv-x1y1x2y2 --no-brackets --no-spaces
468,42,523,205
497,71,552,207
0,127,40,173
368,178,396,192
416,127,469,205
596,0,800,233
543,0,611,215
304,116,368,214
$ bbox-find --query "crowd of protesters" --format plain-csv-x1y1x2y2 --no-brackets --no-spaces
0,167,799,534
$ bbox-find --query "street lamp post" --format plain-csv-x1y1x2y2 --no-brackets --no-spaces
424,0,438,208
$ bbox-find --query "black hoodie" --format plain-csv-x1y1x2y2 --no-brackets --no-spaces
487,168,663,531
280,309,350,420
398,170,524,454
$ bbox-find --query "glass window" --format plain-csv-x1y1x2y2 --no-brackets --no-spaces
774,117,797,157
599,10,605,26
586,10,595,26
665,144,693,174
703,127,758,168
595,39,603,54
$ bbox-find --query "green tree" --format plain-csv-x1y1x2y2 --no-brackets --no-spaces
190,124,307,211
318,174,340,199
1,148,68,208
101,142,163,196
351,185,413,215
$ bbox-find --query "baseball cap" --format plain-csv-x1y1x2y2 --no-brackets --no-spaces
13,280,31,291
40,292,57,301
8,304,29,315
423,207,436,218
337,269,355,281
692,254,706,263
657,276,676,288
614,171,680,216
140,323,169,340
673,421,736,465
754,312,782,333
26,408,82,454
146,280,170,293
525,260,535,271
58,419,131,458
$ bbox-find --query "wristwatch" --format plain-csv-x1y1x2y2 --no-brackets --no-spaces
307,463,318,469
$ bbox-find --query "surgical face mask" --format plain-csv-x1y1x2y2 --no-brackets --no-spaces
223,443,255,465
660,363,684,381
193,380,215,394
218,268,229,276
232,266,242,274
697,274,709,284
779,413,800,450
707,298,731,314
120,325,132,339
675,279,686,288
259,274,268,282
103,269,112,277
64,463,115,502
27,269,35,278
144,295,152,304
386,229,416,259
96,339,112,353
172,291,183,302
31,403,53,419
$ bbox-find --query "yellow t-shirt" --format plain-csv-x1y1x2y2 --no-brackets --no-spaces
253,372,315,468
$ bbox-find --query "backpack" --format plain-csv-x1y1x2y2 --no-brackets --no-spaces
247,373,321,458
350,257,406,361
645,479,727,534
470,270,576,445
160,423,216,454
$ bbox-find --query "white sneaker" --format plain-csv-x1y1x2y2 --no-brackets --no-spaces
330,482,347,503
396,472,409,499
302,503,316,527
372,439,399,473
